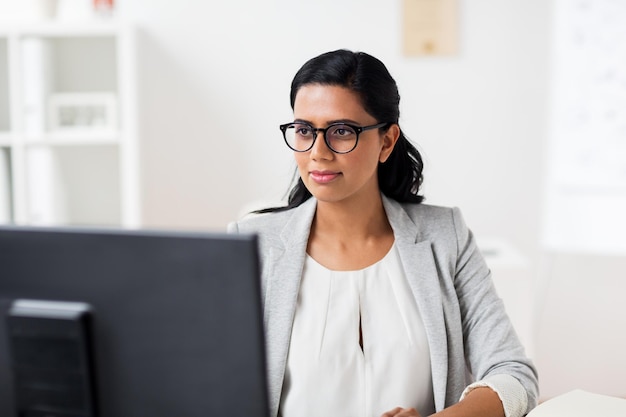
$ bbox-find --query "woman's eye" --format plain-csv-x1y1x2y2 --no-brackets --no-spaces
331,126,355,137
295,126,312,136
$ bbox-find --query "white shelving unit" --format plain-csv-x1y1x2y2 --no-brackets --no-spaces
0,20,140,228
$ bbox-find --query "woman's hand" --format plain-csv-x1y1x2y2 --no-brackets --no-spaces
381,406,422,417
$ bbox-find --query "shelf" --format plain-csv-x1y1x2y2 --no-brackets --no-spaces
24,144,121,226
0,20,139,227
0,20,126,38
22,38,118,94
0,37,8,132
23,132,121,147
0,132,12,146
0,146,12,223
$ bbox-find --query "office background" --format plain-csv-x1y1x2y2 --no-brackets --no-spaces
1,0,625,400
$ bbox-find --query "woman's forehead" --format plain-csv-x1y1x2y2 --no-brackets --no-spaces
293,84,371,122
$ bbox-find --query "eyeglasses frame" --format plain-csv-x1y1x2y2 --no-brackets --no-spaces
279,121,390,154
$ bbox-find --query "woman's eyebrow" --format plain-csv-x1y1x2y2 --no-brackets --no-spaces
327,118,360,125
293,118,361,126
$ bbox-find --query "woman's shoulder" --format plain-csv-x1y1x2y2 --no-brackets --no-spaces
228,209,292,233
227,199,314,236
402,201,456,216
392,199,461,225
385,198,468,242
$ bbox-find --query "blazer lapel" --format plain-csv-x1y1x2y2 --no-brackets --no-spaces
383,196,449,412
264,196,449,414
263,198,317,417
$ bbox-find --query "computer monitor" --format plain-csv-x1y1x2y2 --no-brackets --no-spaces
0,226,269,417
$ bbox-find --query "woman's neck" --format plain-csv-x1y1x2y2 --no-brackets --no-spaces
313,193,392,241
307,193,395,271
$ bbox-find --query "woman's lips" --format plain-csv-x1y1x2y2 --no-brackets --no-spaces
310,170,341,184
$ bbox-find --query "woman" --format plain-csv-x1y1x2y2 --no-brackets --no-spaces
228,49,538,417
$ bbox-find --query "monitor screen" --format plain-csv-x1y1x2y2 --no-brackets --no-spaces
0,226,269,417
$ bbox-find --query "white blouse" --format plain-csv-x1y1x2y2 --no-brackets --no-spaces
280,243,435,417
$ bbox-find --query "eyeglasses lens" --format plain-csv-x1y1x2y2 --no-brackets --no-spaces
326,124,357,153
283,123,358,153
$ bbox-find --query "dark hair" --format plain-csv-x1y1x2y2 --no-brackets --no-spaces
260,49,424,213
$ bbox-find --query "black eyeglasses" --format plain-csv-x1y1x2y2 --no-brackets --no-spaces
279,121,389,154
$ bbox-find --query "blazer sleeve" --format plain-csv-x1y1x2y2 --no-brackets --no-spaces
226,221,239,233
450,207,539,416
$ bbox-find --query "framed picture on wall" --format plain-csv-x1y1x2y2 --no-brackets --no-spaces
48,92,118,133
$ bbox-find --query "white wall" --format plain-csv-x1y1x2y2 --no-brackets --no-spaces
122,0,550,245
119,0,626,400
533,253,626,399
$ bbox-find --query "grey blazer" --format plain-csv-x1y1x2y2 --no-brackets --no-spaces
228,195,538,417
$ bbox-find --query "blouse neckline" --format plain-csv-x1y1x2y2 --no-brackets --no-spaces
305,241,396,273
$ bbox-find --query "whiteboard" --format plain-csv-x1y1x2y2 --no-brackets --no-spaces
542,0,626,254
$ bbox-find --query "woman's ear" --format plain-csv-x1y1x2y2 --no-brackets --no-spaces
379,124,400,163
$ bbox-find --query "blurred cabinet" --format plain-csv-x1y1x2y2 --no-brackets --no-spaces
0,21,139,227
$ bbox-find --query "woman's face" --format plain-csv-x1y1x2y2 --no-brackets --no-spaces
292,84,398,205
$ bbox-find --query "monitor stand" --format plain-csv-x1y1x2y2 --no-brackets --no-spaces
6,299,97,417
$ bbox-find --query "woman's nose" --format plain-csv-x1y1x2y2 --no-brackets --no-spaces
309,131,333,160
